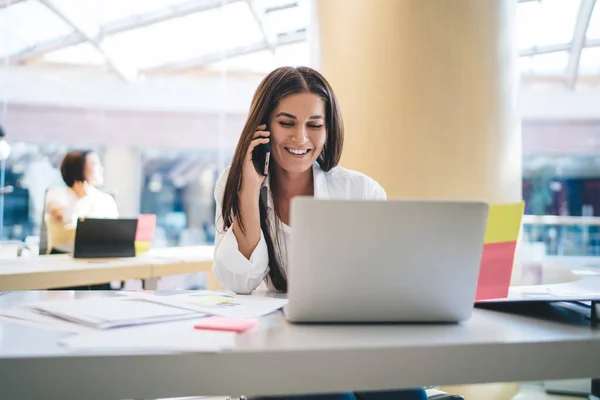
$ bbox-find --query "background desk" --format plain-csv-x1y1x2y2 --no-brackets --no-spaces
0,291,598,400
0,245,218,290
144,245,220,290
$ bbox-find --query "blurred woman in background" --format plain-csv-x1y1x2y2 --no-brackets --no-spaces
44,150,118,289
45,150,118,252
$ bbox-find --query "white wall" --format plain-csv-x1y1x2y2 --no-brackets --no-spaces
3,66,600,120
519,86,600,120
0,66,262,113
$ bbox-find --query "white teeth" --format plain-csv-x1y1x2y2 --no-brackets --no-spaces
286,148,309,155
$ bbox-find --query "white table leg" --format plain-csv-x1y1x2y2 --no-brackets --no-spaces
206,271,223,291
143,278,158,290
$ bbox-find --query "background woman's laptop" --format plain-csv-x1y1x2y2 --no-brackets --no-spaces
74,218,138,258
285,198,489,323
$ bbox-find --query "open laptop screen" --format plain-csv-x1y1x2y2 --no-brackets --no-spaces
73,218,138,259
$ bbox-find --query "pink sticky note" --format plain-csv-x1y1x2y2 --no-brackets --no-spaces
475,241,518,302
136,214,157,242
194,316,259,333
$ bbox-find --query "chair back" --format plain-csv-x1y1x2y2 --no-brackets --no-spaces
39,189,49,255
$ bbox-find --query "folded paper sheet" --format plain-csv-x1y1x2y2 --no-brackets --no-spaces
475,202,525,301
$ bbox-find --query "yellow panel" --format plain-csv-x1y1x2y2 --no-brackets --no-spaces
484,202,525,244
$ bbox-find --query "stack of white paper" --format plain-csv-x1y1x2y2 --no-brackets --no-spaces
2,297,206,330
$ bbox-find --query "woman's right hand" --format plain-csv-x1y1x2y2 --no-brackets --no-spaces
241,124,270,195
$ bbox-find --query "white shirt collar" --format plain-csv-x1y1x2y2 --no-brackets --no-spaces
261,162,331,210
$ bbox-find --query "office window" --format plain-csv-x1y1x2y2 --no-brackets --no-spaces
0,142,104,241
139,148,233,248
522,153,600,256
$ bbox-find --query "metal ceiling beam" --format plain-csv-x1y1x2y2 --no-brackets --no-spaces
245,0,276,54
145,28,306,71
38,0,138,82
520,74,600,84
519,38,600,57
519,43,571,57
8,0,243,63
565,0,596,88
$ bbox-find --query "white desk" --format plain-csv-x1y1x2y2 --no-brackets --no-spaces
0,246,218,291
0,291,598,400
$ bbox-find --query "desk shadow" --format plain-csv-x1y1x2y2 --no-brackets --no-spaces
286,320,460,326
475,301,597,328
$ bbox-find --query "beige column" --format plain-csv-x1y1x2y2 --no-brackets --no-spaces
314,0,522,204
315,1,521,399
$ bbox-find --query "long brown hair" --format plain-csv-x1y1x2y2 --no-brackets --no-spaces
221,66,344,292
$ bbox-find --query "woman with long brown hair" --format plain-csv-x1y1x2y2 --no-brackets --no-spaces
212,67,427,400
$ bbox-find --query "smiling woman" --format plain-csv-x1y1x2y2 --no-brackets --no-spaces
214,66,348,293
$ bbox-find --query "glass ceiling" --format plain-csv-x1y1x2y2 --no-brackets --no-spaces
517,0,600,80
0,0,599,84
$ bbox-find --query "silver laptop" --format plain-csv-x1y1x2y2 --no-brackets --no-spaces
285,198,489,323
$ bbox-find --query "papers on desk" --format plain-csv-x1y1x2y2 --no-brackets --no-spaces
0,305,95,333
0,296,206,331
56,292,287,353
0,292,284,354
122,290,288,319
0,291,285,334
479,276,600,303
58,318,237,353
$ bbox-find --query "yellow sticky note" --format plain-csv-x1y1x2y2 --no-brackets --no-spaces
135,241,151,255
187,295,233,307
484,202,525,244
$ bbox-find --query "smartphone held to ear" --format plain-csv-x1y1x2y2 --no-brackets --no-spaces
252,140,271,177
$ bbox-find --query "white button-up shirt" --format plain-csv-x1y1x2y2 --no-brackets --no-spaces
213,163,386,294
45,185,118,226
